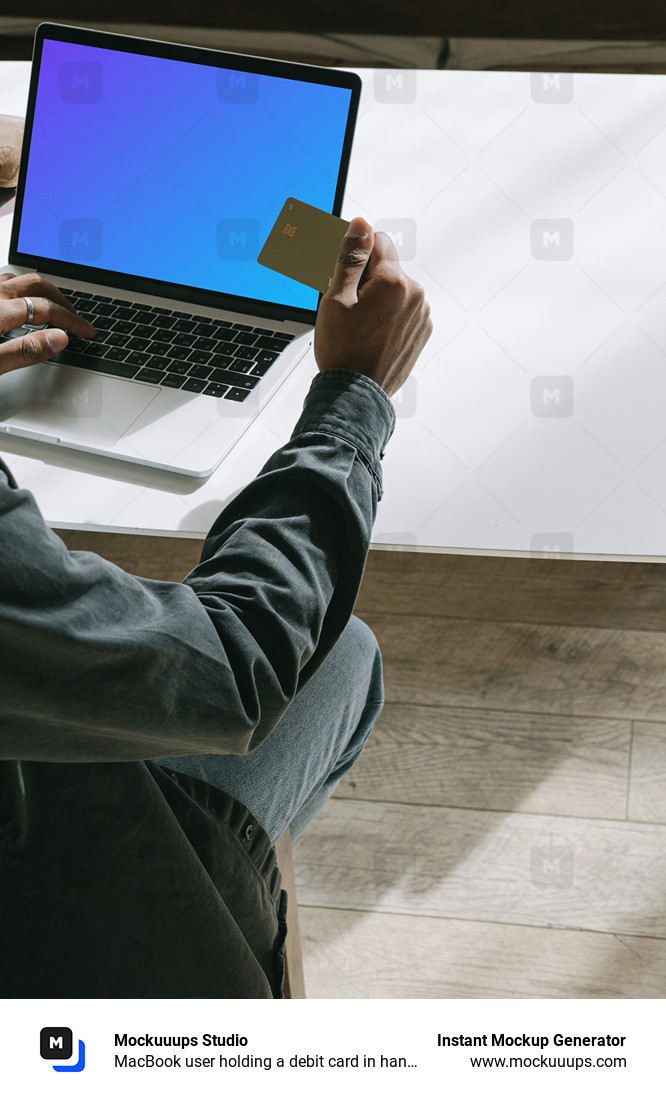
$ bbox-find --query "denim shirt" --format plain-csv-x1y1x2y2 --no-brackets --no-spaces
0,369,396,997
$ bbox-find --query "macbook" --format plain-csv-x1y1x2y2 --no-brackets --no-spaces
0,23,361,476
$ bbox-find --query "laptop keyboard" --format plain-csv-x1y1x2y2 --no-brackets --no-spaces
47,288,296,401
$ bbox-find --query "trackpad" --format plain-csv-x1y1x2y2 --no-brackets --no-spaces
0,361,158,446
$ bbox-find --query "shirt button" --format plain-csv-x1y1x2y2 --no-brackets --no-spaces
245,824,255,841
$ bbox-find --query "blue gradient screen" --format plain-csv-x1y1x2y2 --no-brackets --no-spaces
17,39,354,312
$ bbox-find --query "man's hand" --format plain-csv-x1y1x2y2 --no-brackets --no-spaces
314,216,432,398
0,272,96,376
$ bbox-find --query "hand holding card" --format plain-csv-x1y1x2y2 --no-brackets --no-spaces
313,214,434,398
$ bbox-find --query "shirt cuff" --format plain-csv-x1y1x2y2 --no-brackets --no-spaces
290,368,397,481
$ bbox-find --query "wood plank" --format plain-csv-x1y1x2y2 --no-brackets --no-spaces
356,549,666,632
359,612,666,721
628,721,666,825
2,1,666,41
335,703,630,819
294,798,666,936
298,906,666,998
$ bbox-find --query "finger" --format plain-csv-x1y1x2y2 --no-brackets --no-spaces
0,273,79,314
0,327,69,376
325,217,375,303
0,294,96,338
355,229,402,290
0,273,15,283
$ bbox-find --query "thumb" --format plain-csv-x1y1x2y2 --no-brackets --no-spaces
0,326,69,376
326,216,374,300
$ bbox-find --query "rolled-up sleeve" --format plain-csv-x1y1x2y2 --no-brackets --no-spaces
0,369,395,762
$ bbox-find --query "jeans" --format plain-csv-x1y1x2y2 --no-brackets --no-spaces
153,615,384,845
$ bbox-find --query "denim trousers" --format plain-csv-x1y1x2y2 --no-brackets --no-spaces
153,615,384,845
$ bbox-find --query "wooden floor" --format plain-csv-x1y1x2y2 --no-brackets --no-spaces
291,550,666,997
39,31,666,998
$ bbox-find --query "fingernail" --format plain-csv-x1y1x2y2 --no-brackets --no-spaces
345,217,369,239
45,329,69,352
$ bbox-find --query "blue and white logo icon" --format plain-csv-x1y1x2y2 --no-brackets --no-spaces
40,1027,86,1072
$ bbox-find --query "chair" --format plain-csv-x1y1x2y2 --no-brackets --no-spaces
274,828,306,998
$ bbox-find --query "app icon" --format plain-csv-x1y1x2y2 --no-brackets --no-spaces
40,1027,86,1072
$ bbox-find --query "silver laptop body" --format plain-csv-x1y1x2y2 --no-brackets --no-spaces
0,24,361,477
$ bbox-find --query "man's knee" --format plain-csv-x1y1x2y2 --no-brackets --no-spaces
346,614,379,656
343,615,384,698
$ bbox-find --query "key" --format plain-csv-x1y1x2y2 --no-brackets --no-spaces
203,383,228,398
209,369,259,389
161,373,186,388
111,320,136,335
135,367,167,384
232,345,259,361
103,346,130,362
255,334,291,352
150,341,172,357
249,359,275,377
105,332,129,348
194,336,217,352
90,314,115,331
132,324,156,340
187,364,212,380
209,353,235,370
171,317,197,333
232,331,257,346
187,349,213,366
148,355,173,371
125,350,150,367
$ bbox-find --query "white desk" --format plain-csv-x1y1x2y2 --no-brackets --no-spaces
2,61,666,562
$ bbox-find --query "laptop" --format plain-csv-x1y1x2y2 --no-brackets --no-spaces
0,23,361,476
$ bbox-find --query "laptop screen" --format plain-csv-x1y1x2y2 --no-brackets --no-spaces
13,31,358,320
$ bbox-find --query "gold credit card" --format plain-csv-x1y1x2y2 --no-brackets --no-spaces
257,197,350,294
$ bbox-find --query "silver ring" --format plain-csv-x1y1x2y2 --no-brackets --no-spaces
22,296,34,325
